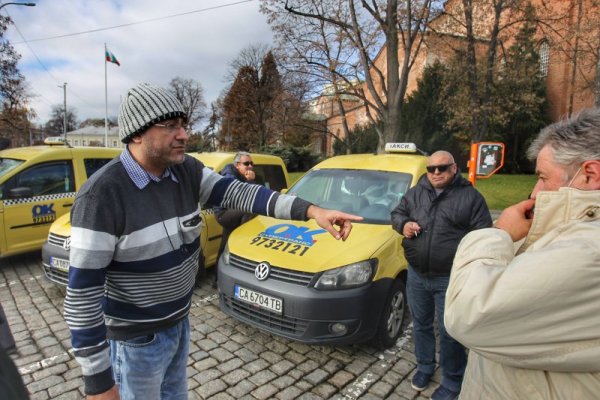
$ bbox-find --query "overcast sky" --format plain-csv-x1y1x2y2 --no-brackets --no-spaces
4,0,273,127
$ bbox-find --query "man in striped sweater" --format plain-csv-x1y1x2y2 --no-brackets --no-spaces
64,83,361,400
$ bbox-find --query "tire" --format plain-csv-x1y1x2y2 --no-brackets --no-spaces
371,278,407,349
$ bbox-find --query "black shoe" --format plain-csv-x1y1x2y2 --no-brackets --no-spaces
411,371,432,391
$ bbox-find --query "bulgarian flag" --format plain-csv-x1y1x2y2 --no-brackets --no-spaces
105,48,120,66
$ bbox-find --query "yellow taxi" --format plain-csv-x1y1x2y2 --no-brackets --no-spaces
218,143,428,349
41,152,290,285
0,142,121,258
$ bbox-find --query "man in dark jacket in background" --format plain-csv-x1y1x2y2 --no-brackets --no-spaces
215,151,256,260
391,150,492,400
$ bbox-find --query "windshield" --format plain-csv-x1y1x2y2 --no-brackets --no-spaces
0,158,24,179
288,169,412,224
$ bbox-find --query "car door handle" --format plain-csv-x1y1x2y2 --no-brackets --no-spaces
63,203,73,208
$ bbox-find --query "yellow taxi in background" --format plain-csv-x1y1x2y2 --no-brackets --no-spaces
0,142,121,258
218,143,428,349
41,152,290,285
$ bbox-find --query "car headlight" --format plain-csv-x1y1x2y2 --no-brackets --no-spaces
313,259,377,290
221,244,230,265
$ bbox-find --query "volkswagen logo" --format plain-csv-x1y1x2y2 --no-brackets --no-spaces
63,237,71,251
255,262,271,281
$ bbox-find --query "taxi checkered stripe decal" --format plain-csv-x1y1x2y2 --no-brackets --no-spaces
2,192,76,206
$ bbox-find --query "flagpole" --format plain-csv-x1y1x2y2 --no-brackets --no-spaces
104,43,108,147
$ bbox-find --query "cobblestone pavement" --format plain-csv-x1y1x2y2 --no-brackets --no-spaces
1,251,443,400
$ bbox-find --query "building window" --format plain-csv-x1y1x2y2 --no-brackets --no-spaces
74,140,78,146
539,40,550,77
113,140,117,147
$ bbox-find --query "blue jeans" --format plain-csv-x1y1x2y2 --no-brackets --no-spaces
110,317,189,400
407,266,466,392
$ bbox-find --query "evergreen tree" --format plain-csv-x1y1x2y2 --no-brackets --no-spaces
399,61,453,153
494,3,549,172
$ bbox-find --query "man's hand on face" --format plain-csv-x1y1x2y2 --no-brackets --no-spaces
494,198,536,242
244,170,255,182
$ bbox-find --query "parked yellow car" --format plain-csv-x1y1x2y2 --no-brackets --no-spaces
218,143,428,349
41,152,290,285
0,142,121,258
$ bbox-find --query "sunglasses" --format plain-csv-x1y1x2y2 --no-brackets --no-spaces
426,163,454,173
238,161,254,166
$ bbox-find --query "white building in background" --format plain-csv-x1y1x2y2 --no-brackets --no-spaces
66,126,124,148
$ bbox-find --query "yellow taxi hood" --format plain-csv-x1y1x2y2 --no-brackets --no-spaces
49,213,72,237
227,215,397,273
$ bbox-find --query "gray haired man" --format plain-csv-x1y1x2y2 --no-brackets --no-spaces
445,108,600,399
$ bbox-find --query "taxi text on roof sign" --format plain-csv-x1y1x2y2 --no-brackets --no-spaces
384,143,417,153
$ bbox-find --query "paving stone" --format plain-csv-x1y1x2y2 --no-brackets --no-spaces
259,350,283,363
305,368,329,385
193,368,223,385
196,378,227,398
250,383,278,400
221,368,251,386
216,357,244,374
276,385,304,399
27,374,64,394
248,369,277,386
226,379,257,398
312,382,338,398
193,357,219,371
209,347,235,362
270,359,294,375
271,375,295,389
328,370,356,389
368,381,395,398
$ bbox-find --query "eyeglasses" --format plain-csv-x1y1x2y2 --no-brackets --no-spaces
426,163,454,173
237,161,254,167
154,121,185,133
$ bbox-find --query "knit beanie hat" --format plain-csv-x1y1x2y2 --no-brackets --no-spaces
118,82,187,143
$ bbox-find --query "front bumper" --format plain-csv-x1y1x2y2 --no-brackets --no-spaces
218,253,392,345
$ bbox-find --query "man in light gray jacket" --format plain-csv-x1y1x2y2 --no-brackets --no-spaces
445,108,600,399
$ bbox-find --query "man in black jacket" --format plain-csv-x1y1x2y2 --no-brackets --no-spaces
391,150,492,400
215,151,257,260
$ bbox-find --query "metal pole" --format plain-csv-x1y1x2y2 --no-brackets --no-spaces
62,82,67,141
104,43,108,147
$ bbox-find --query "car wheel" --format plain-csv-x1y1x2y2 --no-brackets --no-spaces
372,278,406,349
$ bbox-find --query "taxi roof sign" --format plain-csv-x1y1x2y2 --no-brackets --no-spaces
44,136,66,145
384,143,417,153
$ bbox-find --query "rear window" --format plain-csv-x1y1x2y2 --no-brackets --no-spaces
84,158,115,178
252,164,287,191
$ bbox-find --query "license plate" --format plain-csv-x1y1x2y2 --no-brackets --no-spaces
234,285,283,314
50,257,70,272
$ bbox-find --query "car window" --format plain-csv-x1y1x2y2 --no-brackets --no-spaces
289,169,412,224
252,164,287,191
1,161,75,199
0,158,23,179
84,158,115,178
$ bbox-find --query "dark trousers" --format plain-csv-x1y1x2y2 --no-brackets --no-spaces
407,266,466,392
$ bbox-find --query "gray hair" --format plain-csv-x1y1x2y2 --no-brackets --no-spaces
233,151,251,163
527,108,600,169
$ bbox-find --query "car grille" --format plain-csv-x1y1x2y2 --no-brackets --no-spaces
47,232,69,248
42,263,68,286
229,253,315,286
220,292,308,336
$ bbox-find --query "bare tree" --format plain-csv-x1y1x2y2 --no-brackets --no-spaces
261,0,440,153
44,105,78,136
168,77,207,131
